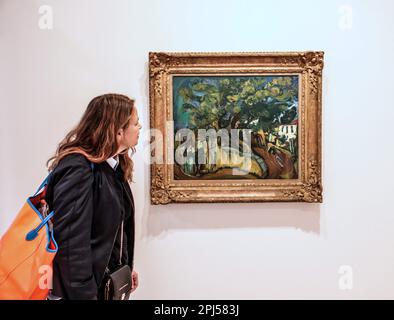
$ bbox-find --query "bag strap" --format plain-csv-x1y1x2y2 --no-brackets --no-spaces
118,174,126,266
27,161,95,241
33,174,51,196
119,220,124,266
34,162,94,196
26,211,55,241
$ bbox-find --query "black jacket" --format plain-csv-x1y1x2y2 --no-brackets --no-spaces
45,153,135,300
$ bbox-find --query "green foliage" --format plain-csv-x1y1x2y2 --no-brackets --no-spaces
177,76,298,131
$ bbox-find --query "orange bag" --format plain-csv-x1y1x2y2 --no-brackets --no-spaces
0,175,58,300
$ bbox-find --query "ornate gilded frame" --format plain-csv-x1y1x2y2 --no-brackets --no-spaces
149,52,323,204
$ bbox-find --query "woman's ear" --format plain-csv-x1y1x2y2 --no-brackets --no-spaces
117,129,124,144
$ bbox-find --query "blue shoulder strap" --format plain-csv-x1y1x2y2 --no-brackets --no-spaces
34,162,94,196
33,173,51,196
27,161,95,241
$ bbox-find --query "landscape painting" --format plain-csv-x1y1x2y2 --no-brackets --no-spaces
149,51,323,204
173,75,299,180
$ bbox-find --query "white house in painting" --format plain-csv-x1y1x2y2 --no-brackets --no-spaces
278,124,297,140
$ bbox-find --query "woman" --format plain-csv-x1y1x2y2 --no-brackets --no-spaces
45,93,141,300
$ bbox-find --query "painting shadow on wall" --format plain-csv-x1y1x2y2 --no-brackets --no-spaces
145,203,320,238
140,62,320,239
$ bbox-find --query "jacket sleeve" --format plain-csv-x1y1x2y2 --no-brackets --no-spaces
49,157,97,299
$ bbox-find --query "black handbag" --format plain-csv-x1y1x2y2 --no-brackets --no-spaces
101,221,132,300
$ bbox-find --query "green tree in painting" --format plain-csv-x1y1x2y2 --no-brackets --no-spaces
177,76,298,132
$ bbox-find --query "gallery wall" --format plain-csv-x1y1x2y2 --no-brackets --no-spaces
1,0,393,299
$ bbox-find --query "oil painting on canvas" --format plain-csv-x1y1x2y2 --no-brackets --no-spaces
149,52,323,204
173,75,299,180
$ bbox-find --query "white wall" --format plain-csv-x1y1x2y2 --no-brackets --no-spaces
1,0,394,299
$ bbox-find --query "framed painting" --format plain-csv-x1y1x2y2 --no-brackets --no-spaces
149,52,323,204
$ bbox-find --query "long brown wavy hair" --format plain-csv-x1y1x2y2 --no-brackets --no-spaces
47,93,136,182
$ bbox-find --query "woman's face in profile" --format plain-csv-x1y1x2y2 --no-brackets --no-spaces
118,109,141,149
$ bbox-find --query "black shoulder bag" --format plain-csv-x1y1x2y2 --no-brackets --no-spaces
101,220,132,300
